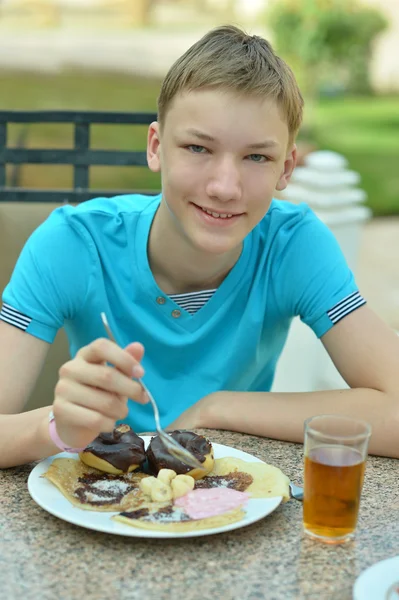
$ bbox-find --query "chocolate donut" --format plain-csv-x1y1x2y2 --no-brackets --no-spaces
146,430,214,480
79,424,146,475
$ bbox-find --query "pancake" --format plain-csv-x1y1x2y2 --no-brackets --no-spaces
113,456,290,532
194,469,254,493
42,457,149,511
209,457,291,501
41,449,290,530
113,503,246,532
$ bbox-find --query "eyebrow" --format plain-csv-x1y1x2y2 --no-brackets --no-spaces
246,140,280,150
183,128,280,149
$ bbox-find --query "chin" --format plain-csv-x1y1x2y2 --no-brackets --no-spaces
190,234,240,256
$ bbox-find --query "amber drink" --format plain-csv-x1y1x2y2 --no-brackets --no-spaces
303,415,371,544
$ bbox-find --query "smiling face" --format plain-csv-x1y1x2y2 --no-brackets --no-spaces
147,88,296,257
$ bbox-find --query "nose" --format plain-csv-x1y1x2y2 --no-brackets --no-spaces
205,156,242,203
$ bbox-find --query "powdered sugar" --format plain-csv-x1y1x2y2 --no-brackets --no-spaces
146,506,189,523
75,478,133,504
89,480,131,493
204,478,230,488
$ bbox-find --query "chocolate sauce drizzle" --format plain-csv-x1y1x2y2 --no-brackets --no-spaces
75,473,139,506
195,472,253,492
121,505,191,523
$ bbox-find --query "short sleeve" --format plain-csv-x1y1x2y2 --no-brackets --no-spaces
1,208,95,343
272,206,366,338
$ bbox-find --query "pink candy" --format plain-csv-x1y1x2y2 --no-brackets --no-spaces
175,487,250,520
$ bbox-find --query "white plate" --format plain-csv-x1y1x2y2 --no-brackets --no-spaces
28,437,283,539
353,556,399,600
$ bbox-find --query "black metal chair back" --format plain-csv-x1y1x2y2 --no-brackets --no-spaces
0,110,158,202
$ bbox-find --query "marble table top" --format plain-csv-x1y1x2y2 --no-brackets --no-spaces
1,428,398,600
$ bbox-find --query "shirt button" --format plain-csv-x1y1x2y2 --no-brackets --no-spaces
171,309,181,318
156,296,166,305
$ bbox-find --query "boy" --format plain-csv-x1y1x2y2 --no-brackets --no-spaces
1,25,398,468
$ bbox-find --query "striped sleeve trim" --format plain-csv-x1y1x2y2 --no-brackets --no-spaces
0,303,32,331
327,291,366,324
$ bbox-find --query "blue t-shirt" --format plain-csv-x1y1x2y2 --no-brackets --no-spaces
1,194,365,431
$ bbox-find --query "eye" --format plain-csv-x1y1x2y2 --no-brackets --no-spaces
247,154,268,163
186,145,207,154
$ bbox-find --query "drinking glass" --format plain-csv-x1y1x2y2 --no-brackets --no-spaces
303,414,371,544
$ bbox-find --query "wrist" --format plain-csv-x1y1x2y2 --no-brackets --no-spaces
48,410,85,454
199,392,225,429
36,407,59,454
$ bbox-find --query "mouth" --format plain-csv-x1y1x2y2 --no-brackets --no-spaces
191,203,244,222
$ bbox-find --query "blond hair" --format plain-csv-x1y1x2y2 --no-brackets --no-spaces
157,25,304,143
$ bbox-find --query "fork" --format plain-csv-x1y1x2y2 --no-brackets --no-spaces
289,482,304,501
100,312,205,470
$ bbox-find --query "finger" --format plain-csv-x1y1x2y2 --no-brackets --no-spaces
124,342,145,361
53,400,116,437
59,360,146,402
77,338,140,377
124,343,145,378
55,379,131,420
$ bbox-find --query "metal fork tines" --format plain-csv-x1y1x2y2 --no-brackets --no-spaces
100,312,205,470
289,482,304,501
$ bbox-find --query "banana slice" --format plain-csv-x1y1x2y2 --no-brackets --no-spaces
139,469,195,503
171,474,195,499
139,476,158,497
157,469,177,485
175,474,195,490
150,479,173,502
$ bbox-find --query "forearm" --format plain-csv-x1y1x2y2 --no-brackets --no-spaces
204,388,399,458
0,406,59,469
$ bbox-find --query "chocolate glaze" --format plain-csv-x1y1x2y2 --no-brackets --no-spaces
146,430,212,475
83,424,146,472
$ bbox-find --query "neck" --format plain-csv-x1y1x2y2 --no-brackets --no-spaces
148,202,242,294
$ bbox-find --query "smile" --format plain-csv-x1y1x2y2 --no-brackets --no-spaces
196,204,243,219
191,202,243,226
201,207,233,219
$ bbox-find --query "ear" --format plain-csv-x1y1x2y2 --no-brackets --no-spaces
147,121,161,173
275,144,297,192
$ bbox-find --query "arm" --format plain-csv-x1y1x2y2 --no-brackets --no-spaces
0,207,148,468
0,321,147,469
0,321,57,467
172,306,399,458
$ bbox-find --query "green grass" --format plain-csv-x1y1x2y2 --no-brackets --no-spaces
1,69,398,215
311,97,399,216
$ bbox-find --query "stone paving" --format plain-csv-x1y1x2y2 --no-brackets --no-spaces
357,217,399,330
